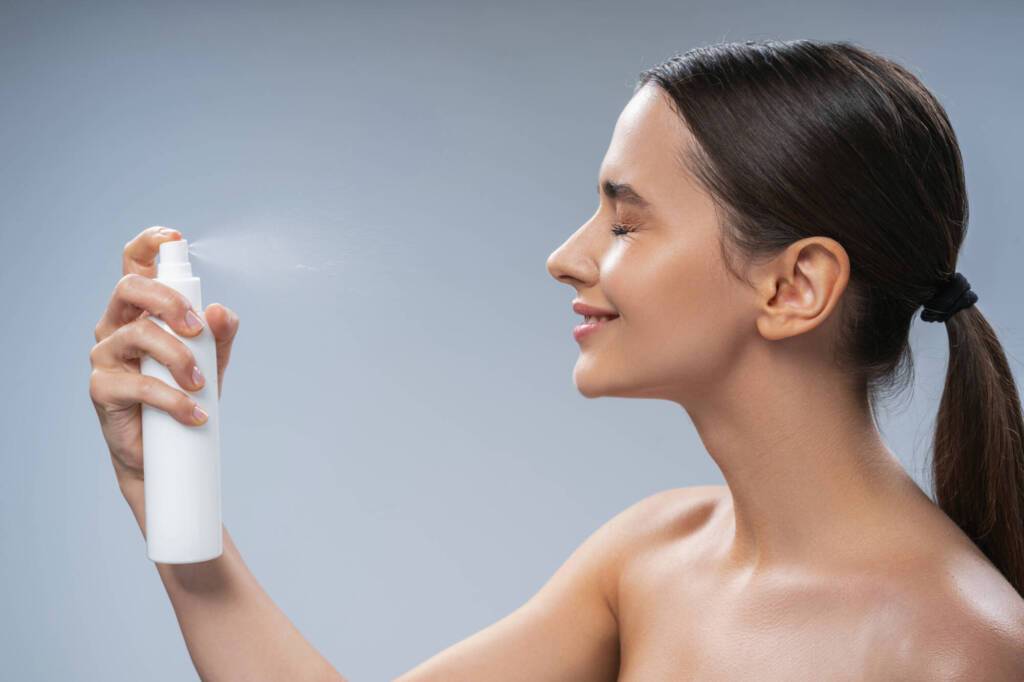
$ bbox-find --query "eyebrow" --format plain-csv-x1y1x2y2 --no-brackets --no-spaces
599,180,651,209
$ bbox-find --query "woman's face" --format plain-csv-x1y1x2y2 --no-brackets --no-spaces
546,84,754,403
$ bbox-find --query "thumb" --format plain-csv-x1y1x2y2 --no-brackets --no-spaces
203,303,240,398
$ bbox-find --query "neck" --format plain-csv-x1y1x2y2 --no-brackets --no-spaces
679,339,926,571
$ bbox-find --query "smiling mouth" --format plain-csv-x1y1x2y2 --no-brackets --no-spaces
573,315,619,342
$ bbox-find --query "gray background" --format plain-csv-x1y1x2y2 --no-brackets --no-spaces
3,1,1022,680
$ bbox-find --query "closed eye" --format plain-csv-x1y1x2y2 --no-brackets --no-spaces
611,223,636,236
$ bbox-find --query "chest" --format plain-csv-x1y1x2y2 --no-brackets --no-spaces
613,550,898,680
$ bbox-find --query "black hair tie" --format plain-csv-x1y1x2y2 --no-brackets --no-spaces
920,272,978,323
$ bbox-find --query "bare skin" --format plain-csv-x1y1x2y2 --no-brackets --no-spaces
539,83,1024,678
89,85,1024,680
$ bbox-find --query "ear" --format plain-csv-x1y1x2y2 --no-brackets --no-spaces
752,237,850,342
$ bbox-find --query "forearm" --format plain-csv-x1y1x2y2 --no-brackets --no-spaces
119,476,346,682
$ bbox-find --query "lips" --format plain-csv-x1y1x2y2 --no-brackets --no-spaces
572,301,620,319
572,315,617,342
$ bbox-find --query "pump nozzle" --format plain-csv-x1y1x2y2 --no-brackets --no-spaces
158,239,193,279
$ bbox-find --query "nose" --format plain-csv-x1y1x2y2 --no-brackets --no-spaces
546,223,599,289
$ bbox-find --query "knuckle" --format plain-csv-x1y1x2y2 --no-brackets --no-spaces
133,314,155,334
127,317,150,346
116,273,140,295
88,369,105,402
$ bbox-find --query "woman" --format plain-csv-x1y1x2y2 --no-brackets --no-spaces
89,39,1024,680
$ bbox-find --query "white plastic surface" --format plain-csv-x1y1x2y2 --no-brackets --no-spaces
139,243,222,563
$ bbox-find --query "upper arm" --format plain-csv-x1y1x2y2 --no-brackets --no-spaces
394,487,706,682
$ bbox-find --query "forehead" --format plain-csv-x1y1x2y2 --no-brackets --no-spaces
600,84,698,206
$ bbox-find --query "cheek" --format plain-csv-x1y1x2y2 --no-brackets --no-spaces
607,237,714,326
576,231,749,399
606,236,740,369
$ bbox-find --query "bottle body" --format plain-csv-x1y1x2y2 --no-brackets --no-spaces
139,274,223,563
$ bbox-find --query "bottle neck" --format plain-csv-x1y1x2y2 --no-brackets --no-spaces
158,260,192,278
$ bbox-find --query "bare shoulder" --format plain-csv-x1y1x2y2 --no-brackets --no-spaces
587,485,728,600
866,549,1024,680
602,485,728,549
392,488,731,681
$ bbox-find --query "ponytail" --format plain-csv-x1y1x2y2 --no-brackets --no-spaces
932,306,1024,596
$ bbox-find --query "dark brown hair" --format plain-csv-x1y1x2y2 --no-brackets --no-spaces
636,39,1024,595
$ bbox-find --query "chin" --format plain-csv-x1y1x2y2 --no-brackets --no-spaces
573,361,677,401
573,363,636,399
572,364,608,399
574,382,605,399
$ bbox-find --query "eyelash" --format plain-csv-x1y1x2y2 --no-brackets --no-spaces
611,223,636,237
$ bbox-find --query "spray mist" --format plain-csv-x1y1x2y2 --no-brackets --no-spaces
139,239,223,563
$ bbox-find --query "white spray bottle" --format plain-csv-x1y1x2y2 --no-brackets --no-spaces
139,238,223,563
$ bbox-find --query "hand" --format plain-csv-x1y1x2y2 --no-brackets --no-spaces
89,226,240,489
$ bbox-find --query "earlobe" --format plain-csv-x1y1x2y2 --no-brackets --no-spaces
754,288,808,341
755,310,788,341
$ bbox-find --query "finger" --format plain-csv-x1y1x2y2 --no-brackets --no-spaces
122,226,182,277
90,317,206,393
204,303,240,398
89,369,209,426
94,273,204,342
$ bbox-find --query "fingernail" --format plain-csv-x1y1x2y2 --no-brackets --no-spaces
192,365,204,386
159,227,180,237
186,310,203,330
193,404,208,423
